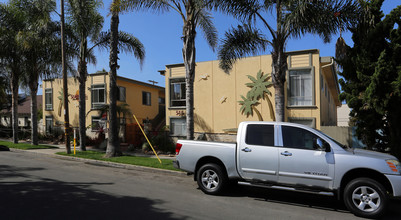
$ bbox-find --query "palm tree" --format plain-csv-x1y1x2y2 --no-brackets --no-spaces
239,93,262,121
113,0,218,140
66,0,104,151
0,0,27,144
106,0,145,157
243,70,275,121
215,0,359,122
18,0,61,146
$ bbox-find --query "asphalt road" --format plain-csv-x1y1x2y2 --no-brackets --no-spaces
1,150,400,220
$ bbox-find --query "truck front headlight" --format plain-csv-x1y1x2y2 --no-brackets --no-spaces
386,159,401,174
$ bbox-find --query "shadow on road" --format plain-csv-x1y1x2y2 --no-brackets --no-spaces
0,165,188,220
221,184,401,219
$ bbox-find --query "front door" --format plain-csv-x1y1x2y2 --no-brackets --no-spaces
237,124,279,183
278,125,335,190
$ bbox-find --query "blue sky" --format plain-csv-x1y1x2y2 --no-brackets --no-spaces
1,0,400,89
87,0,400,88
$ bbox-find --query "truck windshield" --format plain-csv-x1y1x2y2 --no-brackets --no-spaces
313,128,350,149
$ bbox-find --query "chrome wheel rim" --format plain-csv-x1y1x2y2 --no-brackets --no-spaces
352,186,381,212
201,169,219,190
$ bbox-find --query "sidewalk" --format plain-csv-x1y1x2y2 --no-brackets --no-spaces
2,139,175,160
2,139,183,176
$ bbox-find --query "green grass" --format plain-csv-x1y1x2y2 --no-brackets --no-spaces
57,151,181,171
0,140,58,150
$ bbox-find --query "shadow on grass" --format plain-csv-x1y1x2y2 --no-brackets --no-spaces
0,165,188,220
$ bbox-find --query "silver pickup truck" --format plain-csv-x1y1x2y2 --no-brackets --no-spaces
174,121,401,218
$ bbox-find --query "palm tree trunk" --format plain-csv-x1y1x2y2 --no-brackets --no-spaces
183,4,196,140
271,37,287,122
11,70,19,144
105,7,121,158
29,79,39,145
78,59,87,151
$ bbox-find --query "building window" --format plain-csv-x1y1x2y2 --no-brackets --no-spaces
170,78,186,107
159,97,165,105
117,86,126,102
288,117,316,128
142,91,151,106
45,88,53,110
170,117,186,136
289,69,313,106
91,84,106,109
45,116,53,134
91,116,101,131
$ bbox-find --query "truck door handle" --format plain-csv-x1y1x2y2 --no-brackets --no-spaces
241,147,252,152
281,151,292,156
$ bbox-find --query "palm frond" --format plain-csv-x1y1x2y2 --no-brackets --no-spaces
195,8,218,51
210,0,262,22
218,24,269,73
112,0,170,14
117,31,145,68
284,0,360,43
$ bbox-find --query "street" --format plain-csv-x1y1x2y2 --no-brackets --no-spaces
0,150,400,220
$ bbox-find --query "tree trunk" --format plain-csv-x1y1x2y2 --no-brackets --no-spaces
11,70,19,144
182,4,196,140
271,38,287,122
105,7,121,158
29,78,39,145
78,59,87,151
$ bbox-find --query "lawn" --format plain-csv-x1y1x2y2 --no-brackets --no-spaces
57,151,181,171
0,140,58,150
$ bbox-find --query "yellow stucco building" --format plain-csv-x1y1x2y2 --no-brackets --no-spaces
42,71,165,138
163,49,340,139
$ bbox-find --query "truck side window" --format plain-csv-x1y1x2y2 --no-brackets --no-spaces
282,126,322,150
245,124,274,146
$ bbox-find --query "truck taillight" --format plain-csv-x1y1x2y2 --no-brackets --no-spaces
176,143,183,155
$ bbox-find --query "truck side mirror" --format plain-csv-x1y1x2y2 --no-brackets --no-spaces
315,138,331,152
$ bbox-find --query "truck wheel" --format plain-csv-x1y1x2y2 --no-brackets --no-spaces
197,163,227,195
343,178,388,218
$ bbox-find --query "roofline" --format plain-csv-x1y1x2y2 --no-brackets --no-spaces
165,49,320,68
117,75,165,91
43,72,165,90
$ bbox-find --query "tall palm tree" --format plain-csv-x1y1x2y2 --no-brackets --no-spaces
106,0,145,157
113,0,218,140
66,0,104,151
215,0,359,122
18,0,61,146
0,0,27,144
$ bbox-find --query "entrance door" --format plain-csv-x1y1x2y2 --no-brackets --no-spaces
237,124,279,183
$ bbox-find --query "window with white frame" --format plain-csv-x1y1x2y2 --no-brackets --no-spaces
170,118,186,136
117,86,126,102
45,88,53,110
91,116,101,131
289,69,313,106
142,91,151,106
91,84,106,109
170,78,186,107
45,116,53,134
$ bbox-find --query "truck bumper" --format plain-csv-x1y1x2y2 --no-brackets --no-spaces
385,174,401,197
173,160,180,169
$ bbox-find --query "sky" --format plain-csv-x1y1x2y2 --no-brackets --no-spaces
1,0,400,90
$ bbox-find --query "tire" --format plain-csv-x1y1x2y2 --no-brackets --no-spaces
197,163,227,195
343,178,388,219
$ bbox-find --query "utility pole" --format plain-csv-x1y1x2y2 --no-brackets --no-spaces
60,0,71,154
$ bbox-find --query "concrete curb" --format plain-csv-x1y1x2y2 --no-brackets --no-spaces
11,148,187,177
